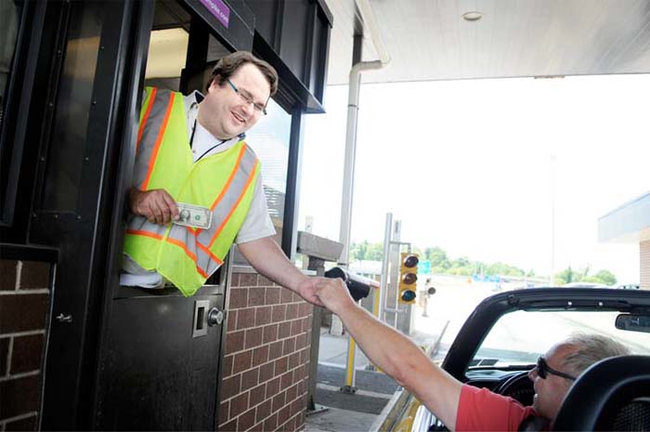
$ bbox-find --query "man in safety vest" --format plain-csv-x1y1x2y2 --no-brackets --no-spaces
120,51,323,305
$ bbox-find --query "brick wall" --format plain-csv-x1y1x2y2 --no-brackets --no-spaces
0,259,52,431
641,240,650,289
218,271,313,432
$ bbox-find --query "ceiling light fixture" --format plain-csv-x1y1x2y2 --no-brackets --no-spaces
462,11,483,22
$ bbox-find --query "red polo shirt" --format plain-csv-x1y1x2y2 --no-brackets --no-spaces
455,384,541,431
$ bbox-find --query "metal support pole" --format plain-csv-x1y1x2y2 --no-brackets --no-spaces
379,213,393,323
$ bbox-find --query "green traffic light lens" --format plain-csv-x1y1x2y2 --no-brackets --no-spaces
401,290,416,301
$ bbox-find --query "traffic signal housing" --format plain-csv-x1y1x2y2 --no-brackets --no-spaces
399,252,418,303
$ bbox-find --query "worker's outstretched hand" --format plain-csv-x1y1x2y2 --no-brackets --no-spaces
129,188,179,225
314,277,356,315
295,277,326,307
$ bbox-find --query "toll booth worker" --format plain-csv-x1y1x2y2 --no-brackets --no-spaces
314,278,630,431
120,51,323,305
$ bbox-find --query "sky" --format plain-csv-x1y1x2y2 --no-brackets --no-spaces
297,73,650,283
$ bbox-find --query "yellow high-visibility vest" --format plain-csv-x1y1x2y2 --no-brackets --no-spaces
124,87,260,296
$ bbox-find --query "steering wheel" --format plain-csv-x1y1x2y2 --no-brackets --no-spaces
493,371,535,406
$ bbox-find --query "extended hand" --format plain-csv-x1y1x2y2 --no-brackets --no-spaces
129,188,179,225
313,277,356,314
295,277,325,307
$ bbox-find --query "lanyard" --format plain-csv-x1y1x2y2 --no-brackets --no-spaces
190,119,226,163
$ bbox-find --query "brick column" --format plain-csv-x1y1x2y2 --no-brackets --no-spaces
0,259,52,431
218,270,312,431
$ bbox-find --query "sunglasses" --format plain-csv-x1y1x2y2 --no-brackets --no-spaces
536,357,577,381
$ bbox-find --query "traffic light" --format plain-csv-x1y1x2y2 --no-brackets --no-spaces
399,252,418,303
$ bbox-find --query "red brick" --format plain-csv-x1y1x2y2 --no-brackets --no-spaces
5,414,38,431
258,275,274,287
250,421,264,432
239,273,258,287
288,352,300,370
238,407,256,431
18,261,50,289
229,288,248,309
226,330,245,354
272,392,285,412
245,327,263,349
252,345,269,367
0,337,9,376
256,399,272,423
265,287,280,304
220,418,237,431
249,383,266,407
227,310,238,327
241,367,259,392
233,350,252,374
295,334,306,350
301,317,310,332
286,304,298,320
296,411,306,431
0,374,39,419
259,362,274,382
262,324,278,344
221,374,241,400
277,322,291,339
230,392,249,417
223,355,234,378
275,356,288,375
268,341,283,361
229,273,240,287
266,377,280,398
264,413,277,431
11,334,44,374
236,308,255,330
281,371,293,389
0,294,48,334
271,305,286,323
280,288,294,303
282,338,295,356
219,401,230,424
285,384,297,403
298,303,311,318
255,306,272,327
248,287,266,307
277,405,291,427
0,260,18,291
291,320,301,336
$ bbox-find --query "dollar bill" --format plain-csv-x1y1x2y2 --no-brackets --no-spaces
173,202,212,229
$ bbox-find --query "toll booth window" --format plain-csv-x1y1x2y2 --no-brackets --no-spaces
41,3,102,212
244,98,292,240
0,0,21,133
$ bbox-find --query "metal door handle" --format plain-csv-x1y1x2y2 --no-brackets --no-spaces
207,307,224,326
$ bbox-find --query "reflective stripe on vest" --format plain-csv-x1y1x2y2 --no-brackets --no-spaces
124,87,260,296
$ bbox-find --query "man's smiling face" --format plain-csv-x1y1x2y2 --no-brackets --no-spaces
198,62,271,140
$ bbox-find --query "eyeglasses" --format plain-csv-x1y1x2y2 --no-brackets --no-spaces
536,357,577,381
226,79,267,115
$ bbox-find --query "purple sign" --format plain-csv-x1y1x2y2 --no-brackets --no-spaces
199,0,230,29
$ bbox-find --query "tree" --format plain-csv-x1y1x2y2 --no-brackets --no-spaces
584,270,617,286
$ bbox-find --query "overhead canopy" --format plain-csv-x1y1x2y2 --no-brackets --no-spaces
325,0,650,85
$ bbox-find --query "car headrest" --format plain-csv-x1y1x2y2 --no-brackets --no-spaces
552,355,650,431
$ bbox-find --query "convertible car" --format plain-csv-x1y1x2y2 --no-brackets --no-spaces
409,287,650,431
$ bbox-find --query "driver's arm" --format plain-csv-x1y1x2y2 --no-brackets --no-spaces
314,278,463,430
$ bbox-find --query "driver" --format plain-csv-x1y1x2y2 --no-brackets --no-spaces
314,278,631,431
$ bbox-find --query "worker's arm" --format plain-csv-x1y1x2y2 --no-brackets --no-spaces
314,278,463,430
237,236,324,307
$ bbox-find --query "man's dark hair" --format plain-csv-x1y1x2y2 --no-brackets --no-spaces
207,51,278,97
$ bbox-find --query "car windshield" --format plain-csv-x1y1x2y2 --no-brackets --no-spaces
470,310,650,368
